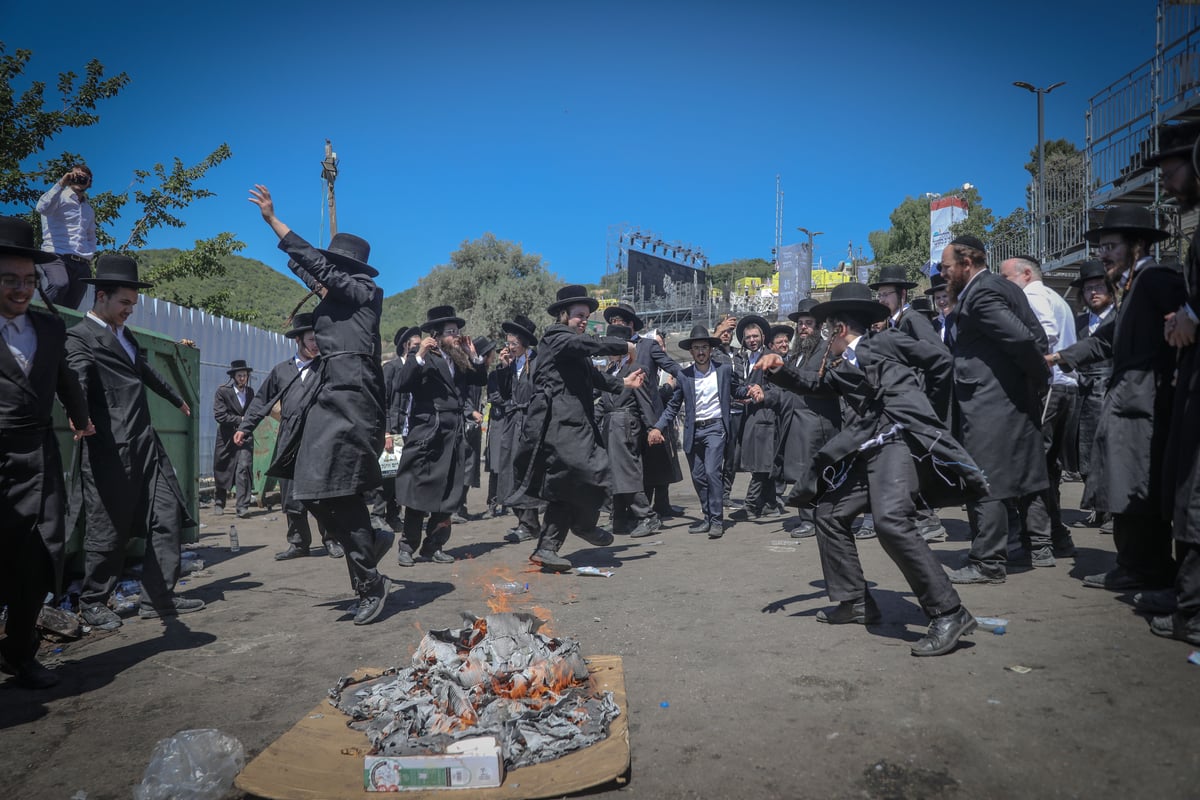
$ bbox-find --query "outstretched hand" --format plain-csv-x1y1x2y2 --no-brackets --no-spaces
623,368,645,389
249,184,292,240
753,353,784,372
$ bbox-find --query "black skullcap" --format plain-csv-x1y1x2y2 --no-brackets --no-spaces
1012,254,1041,267
949,234,986,252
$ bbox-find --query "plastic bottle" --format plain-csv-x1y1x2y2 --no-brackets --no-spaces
490,581,528,595
117,579,142,595
229,524,241,552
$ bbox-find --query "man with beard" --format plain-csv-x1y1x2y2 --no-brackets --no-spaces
455,336,496,522
999,255,1080,566
212,359,255,518
754,283,986,656
767,301,840,539
250,185,393,626
377,326,421,530
1151,121,1200,645
511,285,643,572
732,314,782,519
1066,261,1116,531
1052,207,1184,593
493,315,545,543
393,306,488,566
939,235,1050,585
236,313,341,560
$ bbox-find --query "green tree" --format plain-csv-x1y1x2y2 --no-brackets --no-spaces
0,42,245,318
870,185,996,283
413,233,563,341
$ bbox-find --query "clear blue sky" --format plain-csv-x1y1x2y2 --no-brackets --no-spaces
6,0,1157,294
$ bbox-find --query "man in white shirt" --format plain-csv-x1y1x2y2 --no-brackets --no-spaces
36,165,96,309
1000,255,1079,565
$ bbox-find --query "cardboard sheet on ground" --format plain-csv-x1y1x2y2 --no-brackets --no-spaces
236,655,629,799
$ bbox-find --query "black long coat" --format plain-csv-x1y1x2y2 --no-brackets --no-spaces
393,352,487,514
1070,310,1114,476
1059,261,1184,517
65,317,194,550
269,232,386,500
633,337,683,485
462,382,485,489
765,341,841,483
212,382,254,490
0,309,89,591
1166,243,1200,542
596,358,659,496
484,368,506,474
737,350,778,473
894,307,952,423
511,325,627,507
239,357,309,435
950,269,1050,500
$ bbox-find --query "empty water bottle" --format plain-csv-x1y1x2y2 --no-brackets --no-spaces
490,581,529,595
229,525,240,552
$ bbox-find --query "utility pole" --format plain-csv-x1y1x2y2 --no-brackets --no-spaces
774,174,784,271
322,139,339,239
1013,81,1065,262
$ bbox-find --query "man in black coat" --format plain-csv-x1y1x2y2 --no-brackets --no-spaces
454,336,496,522
1067,261,1116,530
67,254,204,631
250,185,394,625
212,359,255,518
1053,207,1184,593
732,314,782,518
511,285,643,572
939,235,1050,585
494,315,545,543
393,306,488,566
756,283,985,657
235,313,340,560
0,215,92,688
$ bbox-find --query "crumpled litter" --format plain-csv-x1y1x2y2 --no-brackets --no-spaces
133,729,245,800
574,566,613,578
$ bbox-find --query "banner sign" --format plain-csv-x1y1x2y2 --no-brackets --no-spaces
930,196,969,266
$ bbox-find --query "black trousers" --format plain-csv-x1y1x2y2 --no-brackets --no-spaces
1113,513,1176,587
745,472,778,514
722,413,745,500
214,447,253,513
305,495,384,596
39,254,91,309
281,478,328,549
537,501,602,553
402,509,451,555
514,506,540,533
1025,384,1076,540
0,519,55,665
687,423,725,522
813,441,960,617
613,491,654,529
1175,542,1200,624
966,493,1041,573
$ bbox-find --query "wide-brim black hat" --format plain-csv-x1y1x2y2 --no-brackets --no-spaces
393,324,421,348
606,323,633,341
811,282,889,325
420,305,466,332
0,215,55,264
81,253,153,288
735,314,772,344
1070,259,1110,288
769,324,795,341
285,312,316,338
1083,206,1169,244
787,298,821,322
868,264,918,291
602,301,643,331
226,359,253,375
501,314,538,346
680,324,721,350
1145,120,1200,167
318,232,378,277
473,336,497,357
546,284,598,316
924,272,948,295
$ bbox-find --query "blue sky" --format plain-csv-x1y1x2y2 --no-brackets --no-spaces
5,1,1157,294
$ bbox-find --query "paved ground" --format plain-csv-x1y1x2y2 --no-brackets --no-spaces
3,476,1199,800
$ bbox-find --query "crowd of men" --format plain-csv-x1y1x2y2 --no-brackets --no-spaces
4,125,1200,687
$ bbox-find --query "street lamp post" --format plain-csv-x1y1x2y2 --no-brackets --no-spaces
796,225,823,268
1013,80,1066,262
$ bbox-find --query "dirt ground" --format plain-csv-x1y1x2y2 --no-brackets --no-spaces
3,475,1199,800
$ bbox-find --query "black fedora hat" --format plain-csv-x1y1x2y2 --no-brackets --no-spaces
420,305,466,333
546,284,598,316
787,298,821,322
679,324,721,350
473,336,497,358
393,324,421,348
318,232,378,277
769,324,795,341
811,282,889,325
285,312,316,338
81,253,153,288
0,215,55,264
1070,259,1110,288
1146,120,1200,167
226,359,253,375
868,264,918,291
501,314,538,347
1084,206,1169,244
735,313,771,344
924,272,948,295
909,296,936,319
603,301,643,331
605,323,633,341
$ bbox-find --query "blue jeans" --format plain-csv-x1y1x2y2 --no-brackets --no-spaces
688,423,725,522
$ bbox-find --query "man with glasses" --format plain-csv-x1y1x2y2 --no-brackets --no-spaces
37,165,96,309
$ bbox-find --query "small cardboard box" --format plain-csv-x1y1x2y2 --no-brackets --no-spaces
364,736,505,792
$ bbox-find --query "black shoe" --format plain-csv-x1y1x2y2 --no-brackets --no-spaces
789,522,816,539
1099,517,1114,535
0,655,60,689
138,597,206,619
947,564,1006,585
353,577,390,626
504,527,536,543
730,507,754,521
654,505,686,518
761,505,786,519
629,517,663,538
1029,546,1056,568
817,595,881,625
1051,536,1077,558
212,505,225,516
326,540,345,559
575,527,614,547
688,520,711,535
1135,589,1178,615
236,509,251,519
707,520,726,539
419,549,454,564
275,545,311,561
854,523,877,540
911,606,977,656
397,548,415,567
1082,566,1153,591
1149,612,1200,646
372,529,394,564
79,603,123,631
530,549,572,572
451,513,469,524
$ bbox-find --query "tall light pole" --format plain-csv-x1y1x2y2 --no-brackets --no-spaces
1013,80,1065,262
796,225,823,268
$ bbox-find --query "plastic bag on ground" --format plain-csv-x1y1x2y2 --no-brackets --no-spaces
133,729,245,800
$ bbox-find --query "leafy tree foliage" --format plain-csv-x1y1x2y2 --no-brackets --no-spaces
869,186,995,283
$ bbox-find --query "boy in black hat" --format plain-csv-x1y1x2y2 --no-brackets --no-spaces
493,314,545,542
731,314,782,519
212,359,255,518
455,335,497,522
0,215,92,688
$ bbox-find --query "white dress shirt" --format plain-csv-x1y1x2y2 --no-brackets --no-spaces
37,184,97,258
693,362,721,422
1022,281,1077,387
1,314,37,375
